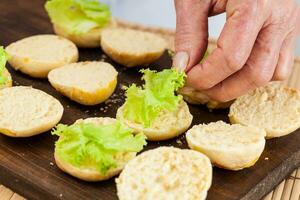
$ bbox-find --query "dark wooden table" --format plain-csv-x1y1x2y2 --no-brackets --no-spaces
0,1,299,199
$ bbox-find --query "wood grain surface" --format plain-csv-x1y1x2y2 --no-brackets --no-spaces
0,1,299,200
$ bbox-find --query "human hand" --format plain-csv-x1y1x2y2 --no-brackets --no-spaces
172,0,300,102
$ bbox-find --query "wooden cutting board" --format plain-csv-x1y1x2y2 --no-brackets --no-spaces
0,1,299,200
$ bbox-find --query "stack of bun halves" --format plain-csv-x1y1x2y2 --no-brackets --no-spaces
0,0,300,200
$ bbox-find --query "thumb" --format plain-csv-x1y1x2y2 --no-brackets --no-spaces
172,0,210,72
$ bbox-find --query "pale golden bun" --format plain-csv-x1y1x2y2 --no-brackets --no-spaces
53,19,117,48
117,101,193,141
116,147,212,200
101,28,167,67
178,86,233,109
55,117,136,182
5,35,78,78
229,82,300,138
48,61,118,105
0,68,12,90
186,121,266,170
0,86,63,137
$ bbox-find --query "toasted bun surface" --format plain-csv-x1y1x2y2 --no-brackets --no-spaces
229,82,300,138
186,121,266,170
0,68,12,90
5,35,78,78
101,28,167,67
53,19,117,48
117,101,193,141
48,61,118,105
178,86,232,109
0,86,63,137
116,147,212,200
55,117,136,182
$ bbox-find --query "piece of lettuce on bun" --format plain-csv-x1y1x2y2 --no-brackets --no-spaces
0,47,12,89
45,0,116,48
52,117,146,181
117,69,193,141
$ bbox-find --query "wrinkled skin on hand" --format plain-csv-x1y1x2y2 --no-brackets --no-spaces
173,0,300,102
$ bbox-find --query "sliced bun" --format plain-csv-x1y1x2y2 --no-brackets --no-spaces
0,86,63,137
48,61,118,105
0,68,12,90
101,28,167,67
117,101,193,141
55,117,136,182
229,82,300,138
6,35,78,78
116,147,212,200
178,86,232,109
186,121,266,170
53,19,117,48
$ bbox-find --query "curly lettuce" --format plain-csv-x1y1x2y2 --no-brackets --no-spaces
45,0,111,34
122,69,186,127
52,121,146,174
0,47,8,85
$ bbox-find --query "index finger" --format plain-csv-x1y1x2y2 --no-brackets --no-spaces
187,0,266,90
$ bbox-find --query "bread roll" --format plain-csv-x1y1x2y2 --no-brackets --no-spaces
48,61,117,105
6,35,78,78
178,86,232,109
229,82,300,138
186,121,266,170
101,28,167,67
0,86,63,137
116,147,212,200
55,117,136,182
53,19,117,48
117,101,193,141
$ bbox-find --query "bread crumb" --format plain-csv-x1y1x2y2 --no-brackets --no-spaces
121,85,127,90
167,49,175,58
176,139,183,145
50,162,54,166
264,157,269,160
101,54,107,59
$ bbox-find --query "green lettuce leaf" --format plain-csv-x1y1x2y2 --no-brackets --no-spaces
52,121,146,174
0,47,8,85
45,0,111,34
122,69,186,127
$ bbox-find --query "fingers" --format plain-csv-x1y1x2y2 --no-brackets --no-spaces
186,0,265,90
272,30,297,80
272,4,299,80
209,0,228,16
204,23,286,102
172,0,210,72
297,6,300,35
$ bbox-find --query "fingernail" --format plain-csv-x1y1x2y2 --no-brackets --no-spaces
172,51,189,72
